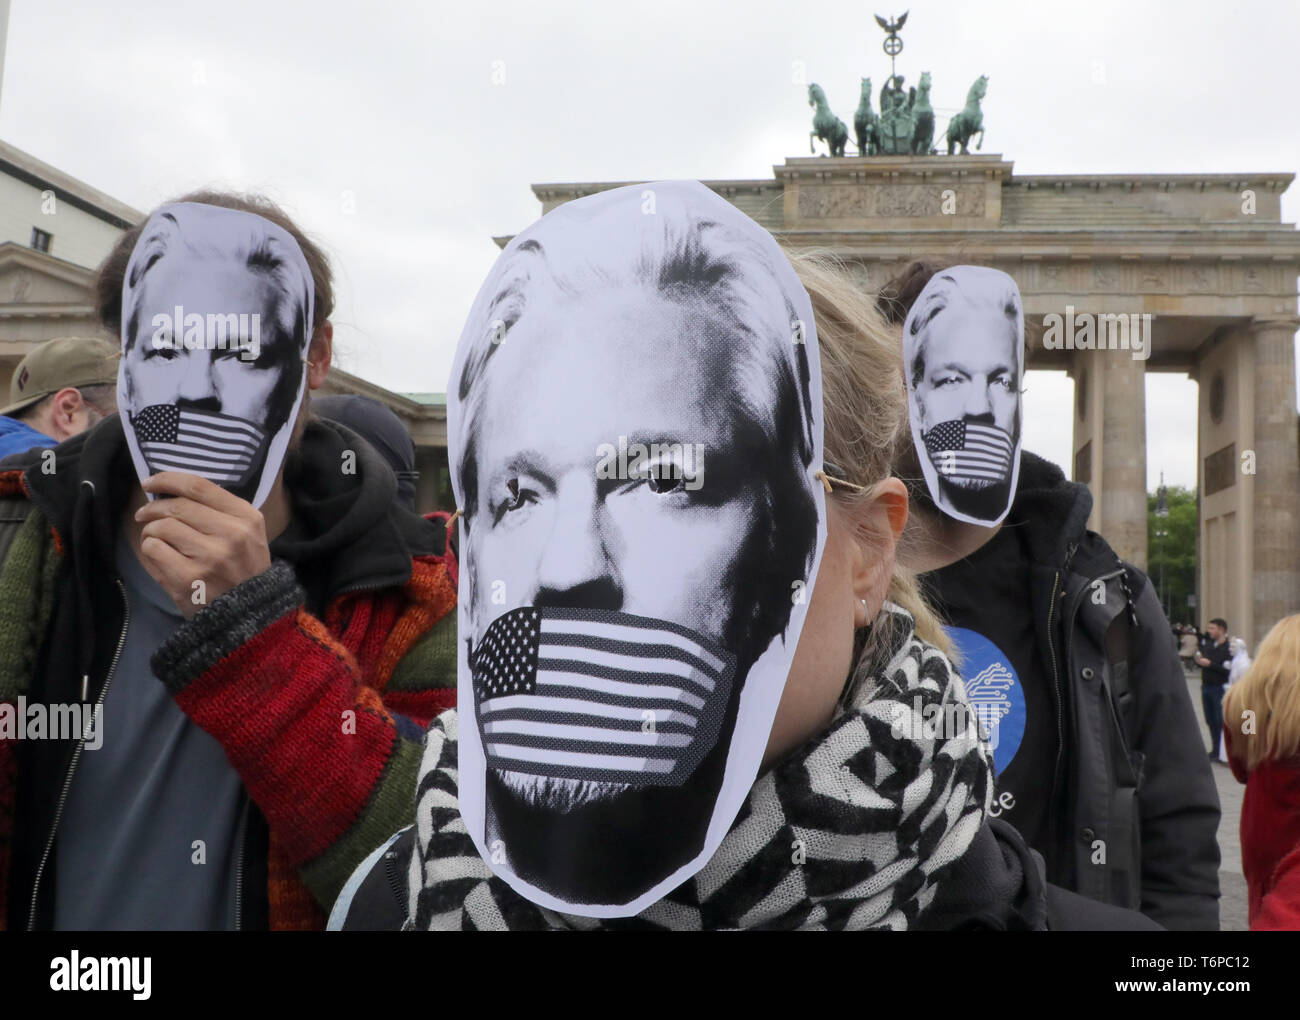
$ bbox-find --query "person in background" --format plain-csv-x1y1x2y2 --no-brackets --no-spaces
1224,615,1300,930
314,394,418,512
1179,625,1199,671
875,259,1220,931
0,191,457,931
1195,618,1233,760
333,239,1161,932
1219,636,1253,763
0,337,118,457
1227,635,1252,686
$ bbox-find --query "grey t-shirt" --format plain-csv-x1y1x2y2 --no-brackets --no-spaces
53,531,246,930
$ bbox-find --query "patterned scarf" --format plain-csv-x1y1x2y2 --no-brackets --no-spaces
409,603,994,930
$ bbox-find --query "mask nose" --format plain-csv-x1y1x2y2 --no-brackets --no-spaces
174,351,220,409
963,380,994,419
532,475,623,611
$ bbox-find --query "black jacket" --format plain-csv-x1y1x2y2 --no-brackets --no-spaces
1009,451,1220,930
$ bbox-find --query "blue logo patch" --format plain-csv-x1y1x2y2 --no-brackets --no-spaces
945,626,1025,775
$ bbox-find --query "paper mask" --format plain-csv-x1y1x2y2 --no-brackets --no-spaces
118,202,315,509
902,265,1024,527
447,180,826,917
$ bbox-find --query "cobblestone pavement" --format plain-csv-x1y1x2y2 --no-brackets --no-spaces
1182,668,1248,932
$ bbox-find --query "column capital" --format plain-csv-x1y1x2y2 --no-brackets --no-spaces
1250,314,1300,332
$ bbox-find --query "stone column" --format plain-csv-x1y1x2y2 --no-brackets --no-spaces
1249,316,1300,647
1098,350,1149,569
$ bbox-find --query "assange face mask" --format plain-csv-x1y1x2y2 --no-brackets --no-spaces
118,202,315,509
448,180,827,917
902,265,1025,527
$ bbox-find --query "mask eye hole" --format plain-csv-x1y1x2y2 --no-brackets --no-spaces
646,466,685,495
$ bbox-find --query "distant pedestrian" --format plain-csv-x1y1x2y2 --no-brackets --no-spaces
1194,618,1232,759
1223,615,1300,930
1178,626,1199,670
1219,637,1252,762
0,336,118,457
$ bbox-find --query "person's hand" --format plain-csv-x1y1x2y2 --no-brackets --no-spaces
135,472,273,619
1194,655,1209,667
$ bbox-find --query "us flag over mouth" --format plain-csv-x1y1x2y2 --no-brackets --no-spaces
923,420,1014,483
471,606,736,787
131,403,264,485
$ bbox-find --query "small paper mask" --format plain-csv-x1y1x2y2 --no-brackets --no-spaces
117,202,314,509
447,180,826,917
902,265,1024,527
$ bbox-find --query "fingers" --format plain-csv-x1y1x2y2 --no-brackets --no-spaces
140,516,220,561
138,533,192,590
142,471,256,518
135,495,240,537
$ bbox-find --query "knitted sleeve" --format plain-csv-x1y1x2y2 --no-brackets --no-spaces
151,557,458,910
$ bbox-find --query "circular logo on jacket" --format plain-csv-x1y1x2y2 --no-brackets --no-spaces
946,626,1025,775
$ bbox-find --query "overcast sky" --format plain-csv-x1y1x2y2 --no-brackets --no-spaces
4,0,1297,491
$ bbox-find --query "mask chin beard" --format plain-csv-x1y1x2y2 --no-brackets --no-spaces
935,476,1012,521
495,770,631,812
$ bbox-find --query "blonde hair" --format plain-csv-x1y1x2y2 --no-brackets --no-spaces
784,247,952,665
1223,615,1300,771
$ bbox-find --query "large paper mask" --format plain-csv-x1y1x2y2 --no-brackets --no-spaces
902,265,1024,527
118,202,315,509
448,180,826,917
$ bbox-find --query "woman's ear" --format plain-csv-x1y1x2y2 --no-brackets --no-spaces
874,477,909,541
848,478,909,616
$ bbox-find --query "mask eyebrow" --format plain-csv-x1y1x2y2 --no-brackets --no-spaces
483,449,557,491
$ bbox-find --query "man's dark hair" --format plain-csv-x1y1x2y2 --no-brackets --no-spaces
875,259,953,326
1211,618,1228,631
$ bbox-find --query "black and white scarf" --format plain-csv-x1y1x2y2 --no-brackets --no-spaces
409,603,994,930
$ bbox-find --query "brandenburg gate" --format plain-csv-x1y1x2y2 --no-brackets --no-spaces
520,154,1300,646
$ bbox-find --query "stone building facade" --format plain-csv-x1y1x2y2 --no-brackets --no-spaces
0,139,451,512
517,155,1300,646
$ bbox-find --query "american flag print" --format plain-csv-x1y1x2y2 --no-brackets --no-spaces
923,420,1014,483
471,606,736,787
132,403,265,485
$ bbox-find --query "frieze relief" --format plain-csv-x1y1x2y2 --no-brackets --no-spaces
796,182,986,219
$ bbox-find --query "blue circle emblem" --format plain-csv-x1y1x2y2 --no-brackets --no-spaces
944,626,1026,775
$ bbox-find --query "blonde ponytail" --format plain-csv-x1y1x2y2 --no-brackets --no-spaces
785,247,953,664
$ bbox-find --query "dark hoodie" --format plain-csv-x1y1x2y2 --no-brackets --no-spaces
937,450,1221,929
